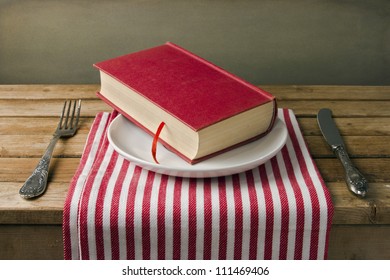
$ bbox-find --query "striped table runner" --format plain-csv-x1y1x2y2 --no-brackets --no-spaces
63,109,333,260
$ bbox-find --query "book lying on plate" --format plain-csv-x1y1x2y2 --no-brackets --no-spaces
94,42,277,164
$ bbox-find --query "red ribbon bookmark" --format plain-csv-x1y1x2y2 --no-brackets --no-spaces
152,122,166,164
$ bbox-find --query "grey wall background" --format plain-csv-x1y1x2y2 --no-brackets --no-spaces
0,0,389,85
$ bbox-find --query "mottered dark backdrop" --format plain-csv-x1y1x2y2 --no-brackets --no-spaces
0,0,389,85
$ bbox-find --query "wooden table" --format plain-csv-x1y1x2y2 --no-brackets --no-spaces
1,85,389,260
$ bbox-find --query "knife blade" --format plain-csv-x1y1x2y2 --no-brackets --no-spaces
317,108,368,198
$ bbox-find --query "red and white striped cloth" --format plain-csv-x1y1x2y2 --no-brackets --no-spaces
63,109,333,260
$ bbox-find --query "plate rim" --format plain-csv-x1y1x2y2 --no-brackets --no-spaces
107,114,288,177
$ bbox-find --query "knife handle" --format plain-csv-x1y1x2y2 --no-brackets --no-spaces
332,145,368,198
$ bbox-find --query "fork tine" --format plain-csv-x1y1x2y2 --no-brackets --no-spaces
58,100,67,129
69,100,77,129
64,100,72,129
57,100,81,131
70,100,81,129
74,99,81,128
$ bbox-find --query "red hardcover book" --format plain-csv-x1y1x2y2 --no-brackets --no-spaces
94,42,277,164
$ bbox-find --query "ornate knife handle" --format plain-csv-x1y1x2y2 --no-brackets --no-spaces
332,145,368,198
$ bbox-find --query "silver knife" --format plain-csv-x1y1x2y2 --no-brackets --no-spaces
317,108,368,198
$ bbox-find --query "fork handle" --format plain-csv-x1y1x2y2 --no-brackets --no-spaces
19,134,60,199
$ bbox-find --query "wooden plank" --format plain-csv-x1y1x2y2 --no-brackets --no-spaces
278,100,390,117
1,156,390,184
0,117,95,135
0,182,68,211
327,182,390,225
297,117,390,136
0,158,81,182
1,117,389,158
1,157,389,188
315,158,390,182
0,224,388,260
1,224,389,259
0,225,63,260
1,181,389,225
0,135,88,158
1,95,390,118
1,84,389,101
0,99,111,117
305,135,390,157
1,134,389,158
0,209,63,226
2,117,388,138
263,85,390,100
2,157,387,187
328,225,390,259
0,84,99,100
0,182,66,224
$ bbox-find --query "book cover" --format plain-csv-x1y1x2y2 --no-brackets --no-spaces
94,42,275,131
94,42,277,164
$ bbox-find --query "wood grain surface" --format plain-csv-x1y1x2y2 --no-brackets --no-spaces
1,85,389,259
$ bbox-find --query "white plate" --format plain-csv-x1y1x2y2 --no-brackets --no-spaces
107,115,288,178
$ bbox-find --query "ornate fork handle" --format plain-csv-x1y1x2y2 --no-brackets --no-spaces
19,134,60,199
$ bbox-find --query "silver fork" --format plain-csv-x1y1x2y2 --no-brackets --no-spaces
19,99,82,199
